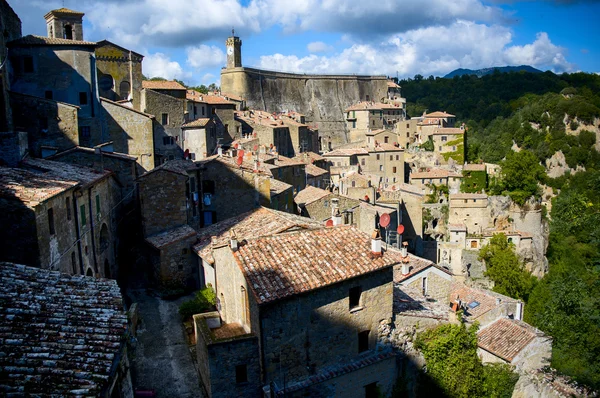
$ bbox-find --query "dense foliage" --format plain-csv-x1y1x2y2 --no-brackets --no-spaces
479,234,537,301
179,284,217,319
461,169,487,193
490,151,546,205
415,323,519,397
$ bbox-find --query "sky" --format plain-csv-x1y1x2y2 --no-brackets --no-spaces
9,0,600,87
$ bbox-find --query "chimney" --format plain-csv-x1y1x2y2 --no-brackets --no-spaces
401,241,410,274
254,160,260,172
217,146,223,157
371,229,382,257
516,301,523,320
230,229,238,251
333,209,342,226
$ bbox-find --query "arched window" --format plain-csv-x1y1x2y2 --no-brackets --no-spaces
119,81,131,100
64,25,73,40
99,223,109,252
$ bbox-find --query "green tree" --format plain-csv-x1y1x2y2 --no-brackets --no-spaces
479,234,537,301
497,150,545,205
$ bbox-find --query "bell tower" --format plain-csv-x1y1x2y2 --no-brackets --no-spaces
226,30,242,69
44,8,85,41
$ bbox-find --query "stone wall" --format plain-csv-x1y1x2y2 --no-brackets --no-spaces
95,41,143,110
259,267,394,386
101,99,155,171
10,93,79,157
141,89,185,164
221,67,388,147
0,131,27,166
0,0,21,132
303,193,360,222
155,234,198,290
139,169,188,237
404,270,452,302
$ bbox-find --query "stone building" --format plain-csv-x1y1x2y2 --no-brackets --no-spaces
0,158,120,278
10,92,80,157
182,117,217,160
141,80,187,164
0,262,132,396
0,0,21,134
195,226,415,397
186,90,239,143
236,110,294,157
345,101,406,143
96,40,144,110
430,126,465,165
100,97,155,170
409,168,462,194
396,111,456,148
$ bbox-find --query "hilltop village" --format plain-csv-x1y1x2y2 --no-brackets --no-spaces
0,3,579,398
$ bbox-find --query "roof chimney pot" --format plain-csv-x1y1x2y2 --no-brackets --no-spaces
371,229,382,257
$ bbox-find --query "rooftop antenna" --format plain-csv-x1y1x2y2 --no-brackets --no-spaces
232,27,235,36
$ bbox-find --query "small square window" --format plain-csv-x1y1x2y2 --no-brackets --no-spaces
79,92,88,105
80,126,91,139
235,365,248,384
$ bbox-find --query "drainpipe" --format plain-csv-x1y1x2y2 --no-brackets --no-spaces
72,193,85,275
88,187,99,274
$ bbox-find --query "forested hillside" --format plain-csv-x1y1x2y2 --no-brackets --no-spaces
400,71,600,390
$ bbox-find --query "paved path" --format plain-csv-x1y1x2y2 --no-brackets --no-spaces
128,289,205,397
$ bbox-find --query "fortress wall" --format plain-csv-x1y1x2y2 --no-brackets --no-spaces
221,67,388,147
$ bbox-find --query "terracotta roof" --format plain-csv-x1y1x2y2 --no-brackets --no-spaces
294,185,331,206
449,193,488,200
146,225,197,249
292,151,325,163
182,118,211,128
8,35,96,47
369,143,403,152
449,282,516,320
387,81,401,89
323,148,369,157
305,163,328,177
186,90,235,105
221,92,245,102
50,146,137,162
235,226,405,304
345,101,400,112
478,318,537,362
448,223,467,231
193,207,323,263
410,169,462,179
139,159,197,179
463,164,486,172
383,182,424,196
0,167,77,207
394,257,449,283
340,172,369,182
142,80,186,90
364,129,387,136
0,262,127,396
269,178,293,195
271,155,305,167
425,111,455,118
45,7,85,16
21,158,112,188
432,127,464,135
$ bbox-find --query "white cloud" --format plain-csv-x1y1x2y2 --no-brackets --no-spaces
201,73,216,84
143,52,192,81
259,23,573,77
307,41,333,53
186,45,226,69
503,32,574,72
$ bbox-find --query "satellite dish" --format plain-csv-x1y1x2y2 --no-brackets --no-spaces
380,213,391,228
397,224,405,234
325,219,334,227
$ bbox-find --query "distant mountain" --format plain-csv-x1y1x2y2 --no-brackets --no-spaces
443,65,543,78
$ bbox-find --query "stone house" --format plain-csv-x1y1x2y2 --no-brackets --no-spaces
395,111,456,147
236,110,294,157
256,153,307,194
294,185,337,218
358,143,405,188
141,80,187,164
345,101,405,143
181,117,217,160
304,162,329,188
448,193,490,233
477,318,551,372
96,40,144,110
0,0,21,133
9,92,80,158
100,97,155,171
394,255,453,302
339,171,375,202
195,226,412,397
186,90,239,144
292,151,329,171
0,158,120,278
0,262,132,397
409,168,462,194
323,147,368,186
430,126,465,165
279,113,319,155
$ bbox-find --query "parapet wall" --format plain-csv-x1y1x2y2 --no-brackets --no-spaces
221,67,389,147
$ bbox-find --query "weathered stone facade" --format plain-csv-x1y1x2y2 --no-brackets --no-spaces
0,0,21,133
10,92,79,157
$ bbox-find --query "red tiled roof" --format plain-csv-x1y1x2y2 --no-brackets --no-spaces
478,318,537,362
182,118,211,128
235,226,404,304
323,148,369,157
425,111,455,118
410,169,462,179
305,163,328,177
292,151,325,163
21,158,112,188
463,164,486,172
432,127,464,135
8,35,96,47
0,262,127,396
45,7,85,16
294,185,331,205
146,225,197,249
387,81,401,89
142,80,186,90
138,159,197,179
394,257,448,283
193,207,323,262
0,167,77,207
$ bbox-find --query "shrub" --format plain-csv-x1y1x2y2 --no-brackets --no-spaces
179,284,217,319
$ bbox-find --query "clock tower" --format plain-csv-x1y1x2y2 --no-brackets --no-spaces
226,31,242,69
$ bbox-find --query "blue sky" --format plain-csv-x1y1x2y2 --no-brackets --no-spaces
9,0,600,87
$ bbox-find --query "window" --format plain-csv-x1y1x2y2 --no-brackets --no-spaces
406,132,409,138
406,123,409,128
45,90,53,100
358,330,369,353
23,56,33,73
441,136,447,142
393,167,397,173
352,181,356,187
163,136,174,145
79,92,88,105
365,382,379,398
182,248,188,255
80,126,91,139
422,277,428,296
349,286,362,310
212,108,216,115
119,81,130,100
361,158,365,166
202,180,215,195
438,146,442,151
71,252,77,274
352,120,356,129
376,154,380,160
161,113,169,125
64,24,73,40
80,204,86,226
389,155,393,161
190,177,197,192
379,165,383,171
464,199,468,203
471,241,478,248
384,136,389,143
202,107,205,116
48,208,55,235
66,198,71,220
439,179,443,183
236,365,248,384
95,194,101,215
372,120,375,126
99,223,109,252
39,117,48,132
